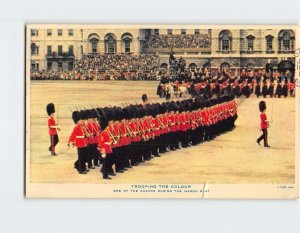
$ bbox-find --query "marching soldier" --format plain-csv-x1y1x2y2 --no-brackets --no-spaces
256,101,270,148
98,116,113,179
68,111,89,174
47,103,60,156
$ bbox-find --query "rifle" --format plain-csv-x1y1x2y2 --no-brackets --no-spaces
57,105,59,125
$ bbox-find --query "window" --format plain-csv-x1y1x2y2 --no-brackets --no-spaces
47,29,52,36
58,29,63,36
195,29,200,35
68,29,73,36
278,30,295,52
33,47,39,55
68,45,73,55
222,39,230,51
31,61,39,70
91,39,98,53
219,30,232,51
107,37,116,53
181,29,186,35
283,33,291,51
31,43,39,55
124,40,131,53
47,61,52,70
154,29,159,35
81,45,83,55
266,35,273,51
58,62,62,68
68,62,73,71
31,29,38,36
247,35,255,51
47,45,52,55
167,29,172,35
58,45,63,55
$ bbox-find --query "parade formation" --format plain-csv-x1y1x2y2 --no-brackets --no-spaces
157,68,295,99
62,94,237,179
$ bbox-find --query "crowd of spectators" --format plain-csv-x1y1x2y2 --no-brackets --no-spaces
30,69,161,81
143,34,211,49
31,53,161,80
75,53,160,73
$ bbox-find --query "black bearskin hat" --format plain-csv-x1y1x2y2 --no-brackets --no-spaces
46,103,55,116
72,111,79,124
259,101,266,112
142,94,148,103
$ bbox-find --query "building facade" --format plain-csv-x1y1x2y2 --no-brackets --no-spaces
30,27,143,71
29,27,296,71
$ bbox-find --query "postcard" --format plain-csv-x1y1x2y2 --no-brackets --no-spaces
26,24,299,198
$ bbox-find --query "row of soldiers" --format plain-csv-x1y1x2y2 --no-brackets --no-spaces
180,76,295,99
68,94,238,179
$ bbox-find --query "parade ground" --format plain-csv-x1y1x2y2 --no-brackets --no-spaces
29,81,295,184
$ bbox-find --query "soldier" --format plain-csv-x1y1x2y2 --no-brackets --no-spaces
275,80,282,98
142,94,148,105
151,104,161,157
256,101,270,147
282,81,288,98
98,116,112,180
86,110,100,168
255,81,261,98
47,103,60,156
268,81,274,98
288,80,295,96
68,111,88,174
262,81,268,98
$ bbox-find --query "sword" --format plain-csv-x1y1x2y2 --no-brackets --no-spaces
57,105,59,125
271,103,273,122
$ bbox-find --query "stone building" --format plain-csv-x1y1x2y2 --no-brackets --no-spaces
30,27,143,71
29,26,296,72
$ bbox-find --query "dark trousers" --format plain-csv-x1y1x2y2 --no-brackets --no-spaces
151,137,160,156
88,144,100,167
101,156,109,178
49,134,59,155
77,147,88,173
106,153,115,174
257,128,268,146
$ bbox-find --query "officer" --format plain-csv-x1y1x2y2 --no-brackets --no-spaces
46,103,60,156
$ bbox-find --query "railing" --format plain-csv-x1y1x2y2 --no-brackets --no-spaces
278,50,295,54
143,48,211,54
46,52,75,58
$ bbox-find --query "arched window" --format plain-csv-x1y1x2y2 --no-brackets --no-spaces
105,33,117,54
219,30,232,52
278,30,295,52
121,33,133,53
88,33,100,53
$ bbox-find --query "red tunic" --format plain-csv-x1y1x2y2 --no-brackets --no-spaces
119,122,130,146
48,116,57,135
93,121,101,143
179,113,187,132
168,114,176,132
68,124,88,148
98,130,113,154
152,118,160,137
129,121,139,142
87,121,97,144
260,112,268,129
